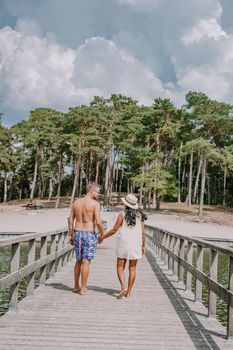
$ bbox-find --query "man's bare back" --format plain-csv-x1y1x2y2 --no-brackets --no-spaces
73,196,99,232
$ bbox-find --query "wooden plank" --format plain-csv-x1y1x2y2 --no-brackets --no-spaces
57,233,64,271
173,238,179,277
9,242,20,308
27,239,36,295
178,238,185,283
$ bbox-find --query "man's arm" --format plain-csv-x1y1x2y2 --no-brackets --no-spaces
98,214,123,243
94,202,105,236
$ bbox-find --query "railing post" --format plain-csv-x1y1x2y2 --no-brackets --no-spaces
173,237,179,277
161,232,166,264
27,239,36,295
165,233,169,268
49,234,57,277
186,241,193,291
57,232,64,271
62,232,69,266
195,244,203,302
208,249,218,318
9,243,20,308
178,238,185,283
227,256,233,338
168,235,174,272
39,236,47,284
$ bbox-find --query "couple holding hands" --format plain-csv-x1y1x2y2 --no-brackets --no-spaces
69,183,147,299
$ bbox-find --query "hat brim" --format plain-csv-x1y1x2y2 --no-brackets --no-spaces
121,197,138,209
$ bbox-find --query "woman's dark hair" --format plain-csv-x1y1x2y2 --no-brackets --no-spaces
124,206,148,226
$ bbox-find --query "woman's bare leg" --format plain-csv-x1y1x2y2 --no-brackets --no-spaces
126,259,138,298
117,258,127,298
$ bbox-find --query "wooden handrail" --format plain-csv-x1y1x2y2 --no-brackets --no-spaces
144,224,233,339
0,229,74,309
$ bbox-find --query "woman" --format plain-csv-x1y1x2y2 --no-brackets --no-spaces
98,194,147,299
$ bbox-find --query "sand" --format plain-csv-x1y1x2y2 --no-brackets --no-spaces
0,204,232,241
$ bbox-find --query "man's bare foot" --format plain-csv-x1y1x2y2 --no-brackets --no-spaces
116,289,127,299
125,293,131,298
72,288,80,293
79,288,91,296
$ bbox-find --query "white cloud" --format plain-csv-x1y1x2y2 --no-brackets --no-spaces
181,19,226,44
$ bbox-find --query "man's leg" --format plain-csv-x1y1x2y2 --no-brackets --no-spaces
73,259,82,292
79,259,91,295
116,258,127,299
126,259,138,298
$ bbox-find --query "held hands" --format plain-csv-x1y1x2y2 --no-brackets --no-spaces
98,235,104,244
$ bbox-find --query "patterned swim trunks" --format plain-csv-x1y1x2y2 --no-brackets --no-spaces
74,231,97,260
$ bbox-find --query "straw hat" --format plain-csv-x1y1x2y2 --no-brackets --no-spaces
121,194,138,209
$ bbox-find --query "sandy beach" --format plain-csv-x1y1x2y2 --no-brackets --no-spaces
0,204,232,241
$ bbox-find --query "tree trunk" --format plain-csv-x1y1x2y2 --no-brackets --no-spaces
79,161,83,197
3,172,7,202
177,142,183,203
115,163,119,192
193,158,202,204
70,155,81,207
48,178,53,201
188,149,193,207
104,151,111,205
181,157,186,199
95,160,100,184
55,153,63,209
223,165,227,206
156,194,161,210
139,165,145,206
199,159,207,220
30,156,38,200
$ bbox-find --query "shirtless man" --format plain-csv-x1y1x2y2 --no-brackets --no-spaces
69,183,105,295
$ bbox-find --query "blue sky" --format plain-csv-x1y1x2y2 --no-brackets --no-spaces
0,0,233,125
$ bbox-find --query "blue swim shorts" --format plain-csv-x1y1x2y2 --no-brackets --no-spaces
74,231,97,260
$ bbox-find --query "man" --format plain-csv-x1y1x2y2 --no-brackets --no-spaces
69,183,105,295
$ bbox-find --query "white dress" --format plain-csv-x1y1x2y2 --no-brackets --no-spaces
116,213,142,260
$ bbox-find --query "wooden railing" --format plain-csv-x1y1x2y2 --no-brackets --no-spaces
0,229,74,309
145,224,233,339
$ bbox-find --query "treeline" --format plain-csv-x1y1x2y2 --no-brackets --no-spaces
0,92,233,217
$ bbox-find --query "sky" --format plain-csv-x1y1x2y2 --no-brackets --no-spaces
1,0,233,125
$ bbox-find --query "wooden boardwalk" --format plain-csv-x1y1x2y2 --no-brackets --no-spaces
0,235,231,350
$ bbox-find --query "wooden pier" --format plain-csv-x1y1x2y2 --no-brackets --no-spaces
0,224,233,349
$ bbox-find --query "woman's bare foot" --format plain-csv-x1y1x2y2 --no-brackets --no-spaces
116,289,127,299
72,287,80,293
125,292,131,298
79,288,91,296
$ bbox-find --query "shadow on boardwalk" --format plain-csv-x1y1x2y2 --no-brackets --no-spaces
146,249,221,350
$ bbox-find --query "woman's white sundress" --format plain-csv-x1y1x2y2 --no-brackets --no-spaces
116,212,142,260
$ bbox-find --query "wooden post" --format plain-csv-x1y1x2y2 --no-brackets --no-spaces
27,239,36,295
39,237,47,284
62,232,69,266
178,239,185,283
9,243,20,308
173,238,179,277
165,234,169,268
168,235,174,272
161,232,166,263
227,256,233,338
195,244,203,302
49,234,57,277
186,241,193,291
208,249,218,318
57,232,64,271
